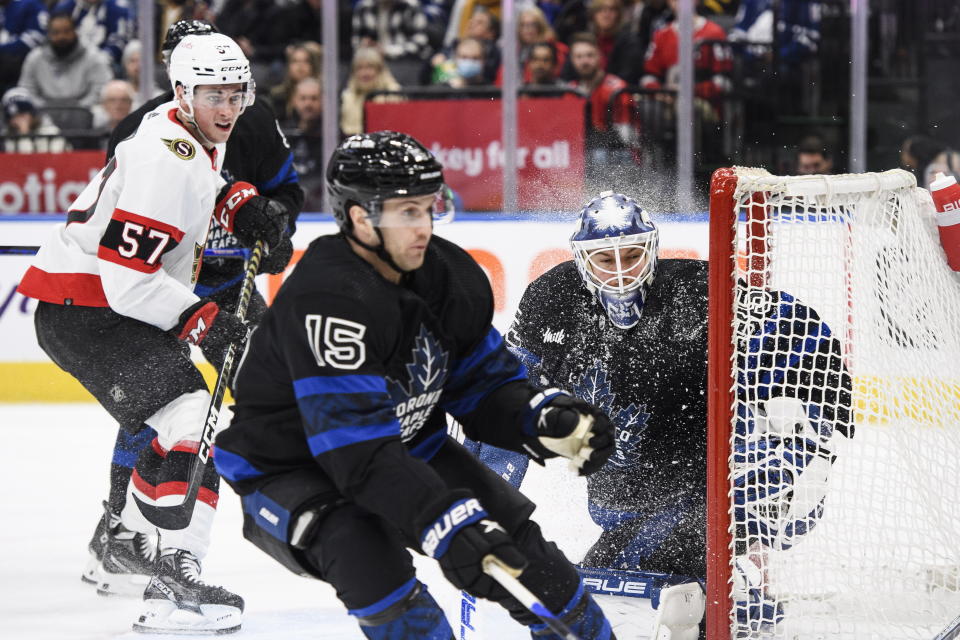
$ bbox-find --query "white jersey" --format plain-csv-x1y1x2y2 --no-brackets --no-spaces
18,101,227,331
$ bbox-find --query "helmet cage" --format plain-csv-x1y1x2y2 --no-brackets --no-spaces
572,231,658,297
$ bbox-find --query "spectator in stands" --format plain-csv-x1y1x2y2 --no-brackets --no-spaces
269,41,323,124
351,0,431,85
567,32,630,146
582,0,644,84
433,37,491,88
18,11,112,109
1,87,68,153
525,41,565,88
216,0,285,86
641,0,730,120
269,0,353,65
119,40,164,101
508,5,567,84
901,135,960,190
730,0,820,66
0,0,48,97
53,0,131,68
283,76,324,211
429,6,500,86
442,0,501,49
625,0,671,58
794,135,834,175
339,46,402,136
729,0,819,115
91,78,134,134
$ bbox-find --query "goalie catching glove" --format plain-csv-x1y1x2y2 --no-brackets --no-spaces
417,490,527,599
215,181,289,250
522,390,614,476
175,298,250,356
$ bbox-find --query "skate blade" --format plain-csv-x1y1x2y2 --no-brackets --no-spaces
81,552,102,585
133,601,241,635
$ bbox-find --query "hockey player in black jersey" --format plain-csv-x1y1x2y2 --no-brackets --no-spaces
214,131,618,639
490,192,709,639
80,19,303,596
477,192,853,638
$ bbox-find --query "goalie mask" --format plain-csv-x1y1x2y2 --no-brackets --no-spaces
570,191,658,329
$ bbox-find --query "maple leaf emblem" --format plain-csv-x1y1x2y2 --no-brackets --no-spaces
570,361,650,470
609,403,650,468
387,325,449,400
571,360,615,414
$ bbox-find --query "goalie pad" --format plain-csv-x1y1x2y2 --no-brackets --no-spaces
579,567,704,640
734,395,837,551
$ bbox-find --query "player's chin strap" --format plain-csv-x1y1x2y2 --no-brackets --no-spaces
176,102,218,150
343,228,414,279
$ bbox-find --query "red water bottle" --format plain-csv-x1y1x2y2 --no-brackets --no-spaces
930,172,960,272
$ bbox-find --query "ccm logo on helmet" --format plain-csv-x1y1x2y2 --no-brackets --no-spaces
219,66,245,72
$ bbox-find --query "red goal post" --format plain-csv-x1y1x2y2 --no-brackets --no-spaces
706,167,960,640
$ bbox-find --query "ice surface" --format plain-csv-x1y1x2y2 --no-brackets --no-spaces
0,404,641,640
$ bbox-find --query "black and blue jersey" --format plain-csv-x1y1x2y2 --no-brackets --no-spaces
215,234,544,538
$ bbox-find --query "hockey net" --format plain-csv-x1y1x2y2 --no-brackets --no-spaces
707,167,960,640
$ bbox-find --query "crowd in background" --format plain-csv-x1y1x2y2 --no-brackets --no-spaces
1,0,959,209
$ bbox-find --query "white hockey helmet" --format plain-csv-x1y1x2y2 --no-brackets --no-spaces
168,33,255,114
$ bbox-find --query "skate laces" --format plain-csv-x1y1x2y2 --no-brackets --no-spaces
174,551,203,585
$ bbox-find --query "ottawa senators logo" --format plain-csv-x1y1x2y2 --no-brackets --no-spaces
162,138,196,161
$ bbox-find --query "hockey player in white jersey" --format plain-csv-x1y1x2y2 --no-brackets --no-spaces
17,33,284,635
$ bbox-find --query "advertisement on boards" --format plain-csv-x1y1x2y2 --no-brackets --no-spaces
365,97,586,211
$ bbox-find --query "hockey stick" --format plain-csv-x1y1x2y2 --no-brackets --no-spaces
133,240,264,530
933,613,960,640
0,245,251,258
482,556,581,640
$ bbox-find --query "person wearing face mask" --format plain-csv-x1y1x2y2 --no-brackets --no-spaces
437,36,490,89
17,10,112,109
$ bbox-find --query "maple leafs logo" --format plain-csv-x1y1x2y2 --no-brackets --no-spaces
571,360,616,414
571,361,650,469
610,403,650,468
387,325,449,400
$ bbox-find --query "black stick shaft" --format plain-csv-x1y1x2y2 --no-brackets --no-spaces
132,240,264,530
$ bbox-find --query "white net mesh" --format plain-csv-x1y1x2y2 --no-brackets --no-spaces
724,168,960,639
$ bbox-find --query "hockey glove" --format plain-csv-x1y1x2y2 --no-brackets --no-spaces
215,181,289,250
417,490,527,599
523,391,615,476
175,298,249,357
258,236,294,275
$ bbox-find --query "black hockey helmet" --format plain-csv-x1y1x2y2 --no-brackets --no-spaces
326,131,452,231
161,20,219,65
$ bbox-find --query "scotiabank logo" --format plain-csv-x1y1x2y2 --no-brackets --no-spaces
0,167,100,214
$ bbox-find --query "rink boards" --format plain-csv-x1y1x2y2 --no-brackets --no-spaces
2,213,956,426
0,213,708,402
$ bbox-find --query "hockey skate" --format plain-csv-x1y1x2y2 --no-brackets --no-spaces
83,502,158,597
80,507,110,586
133,550,243,635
